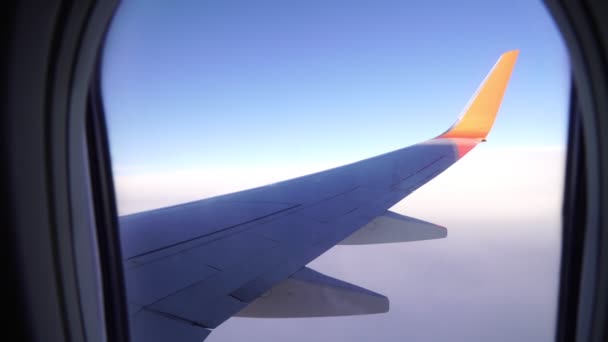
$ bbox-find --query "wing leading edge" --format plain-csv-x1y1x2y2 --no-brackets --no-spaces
121,50,519,342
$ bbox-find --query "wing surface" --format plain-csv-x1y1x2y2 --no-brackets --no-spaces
121,50,519,341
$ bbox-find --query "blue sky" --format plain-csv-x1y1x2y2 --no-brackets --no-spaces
102,1,569,341
102,0,569,175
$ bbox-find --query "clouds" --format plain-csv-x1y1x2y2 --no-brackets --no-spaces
395,146,565,222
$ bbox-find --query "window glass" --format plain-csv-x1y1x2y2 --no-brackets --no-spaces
102,1,569,340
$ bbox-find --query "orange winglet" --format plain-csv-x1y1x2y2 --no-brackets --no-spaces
439,50,519,140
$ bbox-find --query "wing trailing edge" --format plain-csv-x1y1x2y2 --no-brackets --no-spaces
338,211,446,245
236,267,388,318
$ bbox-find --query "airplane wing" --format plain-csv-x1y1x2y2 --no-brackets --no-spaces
121,50,519,342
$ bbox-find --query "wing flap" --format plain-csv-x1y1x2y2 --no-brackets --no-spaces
130,310,211,342
339,211,447,245
236,266,388,318
147,246,286,328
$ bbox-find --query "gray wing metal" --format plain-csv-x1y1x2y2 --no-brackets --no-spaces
236,266,389,318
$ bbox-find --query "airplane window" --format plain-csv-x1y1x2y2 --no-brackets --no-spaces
101,1,569,341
